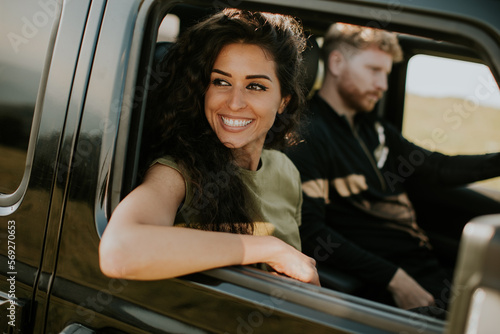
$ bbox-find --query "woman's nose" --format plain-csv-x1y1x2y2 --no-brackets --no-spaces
227,88,247,110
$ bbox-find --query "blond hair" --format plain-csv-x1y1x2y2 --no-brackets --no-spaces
322,23,403,63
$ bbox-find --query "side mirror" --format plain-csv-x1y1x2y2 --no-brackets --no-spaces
446,214,500,334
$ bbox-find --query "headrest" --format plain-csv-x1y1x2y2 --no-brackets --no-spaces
302,37,321,95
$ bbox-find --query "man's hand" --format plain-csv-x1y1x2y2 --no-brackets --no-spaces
388,268,435,309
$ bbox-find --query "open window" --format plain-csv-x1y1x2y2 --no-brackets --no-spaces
102,1,500,332
403,55,500,193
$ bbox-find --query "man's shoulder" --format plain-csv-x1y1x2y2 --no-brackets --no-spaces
300,96,341,141
306,93,342,124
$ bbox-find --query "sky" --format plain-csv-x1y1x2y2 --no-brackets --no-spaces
406,55,500,109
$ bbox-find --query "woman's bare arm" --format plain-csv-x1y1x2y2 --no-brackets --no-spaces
99,164,319,285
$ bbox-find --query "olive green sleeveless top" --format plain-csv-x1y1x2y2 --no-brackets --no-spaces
152,149,302,250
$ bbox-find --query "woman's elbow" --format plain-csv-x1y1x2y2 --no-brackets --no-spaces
99,234,135,279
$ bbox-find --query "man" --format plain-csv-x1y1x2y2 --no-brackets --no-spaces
286,23,500,310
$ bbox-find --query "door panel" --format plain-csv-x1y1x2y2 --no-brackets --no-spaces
0,0,64,332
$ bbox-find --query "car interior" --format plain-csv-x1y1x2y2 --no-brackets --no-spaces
108,1,500,331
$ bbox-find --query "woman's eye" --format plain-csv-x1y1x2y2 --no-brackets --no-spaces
212,78,230,87
247,83,267,91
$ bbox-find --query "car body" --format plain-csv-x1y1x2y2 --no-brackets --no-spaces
1,0,500,333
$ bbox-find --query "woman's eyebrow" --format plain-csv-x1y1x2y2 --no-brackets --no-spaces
212,69,272,82
212,69,231,77
246,74,272,82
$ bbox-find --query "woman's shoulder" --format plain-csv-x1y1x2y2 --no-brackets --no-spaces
151,155,177,168
148,155,189,188
146,155,193,214
150,155,188,178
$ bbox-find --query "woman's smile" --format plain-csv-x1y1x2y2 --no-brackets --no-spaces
220,115,254,129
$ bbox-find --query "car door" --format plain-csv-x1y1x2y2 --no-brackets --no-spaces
0,0,93,332
41,1,445,333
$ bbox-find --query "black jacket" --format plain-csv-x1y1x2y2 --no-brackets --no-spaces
286,93,500,287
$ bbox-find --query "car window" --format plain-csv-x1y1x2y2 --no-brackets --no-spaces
403,55,500,191
0,0,58,194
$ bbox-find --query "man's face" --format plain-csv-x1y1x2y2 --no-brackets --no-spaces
337,46,393,113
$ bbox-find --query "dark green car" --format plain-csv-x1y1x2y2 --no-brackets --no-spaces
1,0,500,333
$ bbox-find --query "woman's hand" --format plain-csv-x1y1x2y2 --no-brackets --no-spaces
264,237,321,286
388,268,435,309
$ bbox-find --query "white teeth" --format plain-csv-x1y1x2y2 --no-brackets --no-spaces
221,116,252,127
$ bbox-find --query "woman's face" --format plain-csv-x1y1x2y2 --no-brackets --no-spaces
205,43,289,164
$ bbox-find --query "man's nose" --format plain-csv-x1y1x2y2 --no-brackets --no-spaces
375,74,388,91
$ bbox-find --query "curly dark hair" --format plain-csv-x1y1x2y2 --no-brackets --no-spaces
145,8,307,234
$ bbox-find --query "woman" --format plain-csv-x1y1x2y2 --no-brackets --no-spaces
99,8,319,286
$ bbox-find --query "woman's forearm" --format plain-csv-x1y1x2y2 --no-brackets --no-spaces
99,222,281,280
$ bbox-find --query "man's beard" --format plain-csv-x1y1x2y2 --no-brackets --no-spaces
337,78,383,113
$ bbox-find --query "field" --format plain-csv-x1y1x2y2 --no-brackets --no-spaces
0,145,26,194
403,94,500,192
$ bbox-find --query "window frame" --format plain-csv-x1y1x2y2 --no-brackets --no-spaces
0,1,62,213
383,34,489,131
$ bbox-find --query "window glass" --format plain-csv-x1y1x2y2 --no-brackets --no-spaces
403,55,500,191
0,0,58,194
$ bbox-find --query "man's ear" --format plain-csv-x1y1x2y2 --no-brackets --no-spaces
278,95,291,114
327,50,345,77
